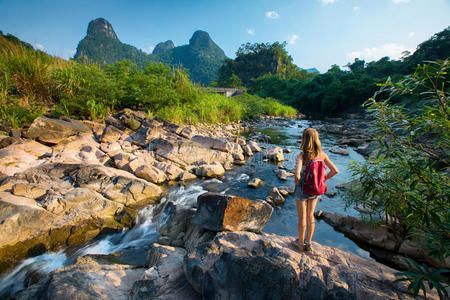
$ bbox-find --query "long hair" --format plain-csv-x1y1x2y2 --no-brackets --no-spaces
301,128,323,164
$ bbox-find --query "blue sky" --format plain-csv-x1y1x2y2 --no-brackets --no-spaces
0,0,449,72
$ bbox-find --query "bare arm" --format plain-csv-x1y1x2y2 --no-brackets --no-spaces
294,153,303,185
324,153,339,180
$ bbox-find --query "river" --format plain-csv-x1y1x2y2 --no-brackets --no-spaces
0,119,368,298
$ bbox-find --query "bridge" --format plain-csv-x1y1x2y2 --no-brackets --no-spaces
204,88,245,98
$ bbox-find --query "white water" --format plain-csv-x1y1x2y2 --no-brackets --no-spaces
0,183,208,298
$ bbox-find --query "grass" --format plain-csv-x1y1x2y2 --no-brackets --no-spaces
0,35,297,128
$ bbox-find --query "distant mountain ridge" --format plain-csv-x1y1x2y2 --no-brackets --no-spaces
74,18,226,84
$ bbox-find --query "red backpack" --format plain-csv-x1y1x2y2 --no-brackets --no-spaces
303,158,327,195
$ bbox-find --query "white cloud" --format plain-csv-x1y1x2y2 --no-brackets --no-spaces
34,43,44,50
353,6,360,11
143,46,154,53
288,34,299,45
247,28,255,35
393,0,409,3
408,32,415,38
321,0,336,4
346,43,414,62
265,11,279,19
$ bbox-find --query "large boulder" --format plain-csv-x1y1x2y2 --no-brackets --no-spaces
130,244,200,300
27,117,91,144
152,138,233,167
157,201,196,240
184,231,432,299
262,147,284,162
135,165,167,184
265,187,286,206
100,125,125,143
193,192,273,233
194,164,225,178
14,255,144,300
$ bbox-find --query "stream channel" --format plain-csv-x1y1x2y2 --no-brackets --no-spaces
0,119,369,298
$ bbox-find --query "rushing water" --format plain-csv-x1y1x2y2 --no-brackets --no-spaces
0,119,369,298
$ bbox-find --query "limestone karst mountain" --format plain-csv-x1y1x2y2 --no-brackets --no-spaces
74,18,226,84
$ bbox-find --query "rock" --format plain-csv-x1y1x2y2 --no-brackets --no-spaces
194,164,225,178
113,152,136,171
247,140,261,153
336,180,359,191
247,178,262,188
122,116,141,131
131,244,200,300
178,171,197,181
134,165,167,184
356,142,378,157
325,190,338,197
100,142,122,157
11,183,47,199
330,146,350,156
100,125,124,143
191,135,244,160
248,131,271,143
27,117,91,144
193,192,273,233
0,141,51,176
153,161,184,181
262,146,284,162
15,255,144,300
274,169,294,181
242,144,253,156
283,148,292,153
317,211,450,270
157,201,196,239
9,128,21,138
105,115,126,130
184,231,432,300
153,138,233,167
0,136,21,149
266,187,286,206
278,186,295,195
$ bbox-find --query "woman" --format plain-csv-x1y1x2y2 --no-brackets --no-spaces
293,128,339,252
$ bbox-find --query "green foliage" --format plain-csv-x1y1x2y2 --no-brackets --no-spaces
0,34,294,127
349,60,450,298
395,258,449,299
234,93,297,119
216,42,311,87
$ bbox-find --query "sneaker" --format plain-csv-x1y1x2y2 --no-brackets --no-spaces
304,243,312,252
291,239,303,252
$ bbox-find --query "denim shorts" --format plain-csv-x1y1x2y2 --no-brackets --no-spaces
293,184,321,202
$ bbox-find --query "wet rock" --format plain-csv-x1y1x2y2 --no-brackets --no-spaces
247,177,262,188
193,192,273,233
274,169,294,181
194,164,225,178
157,201,196,239
27,117,91,144
131,244,200,300
356,142,378,157
14,255,144,300
330,146,350,156
283,148,292,153
262,146,284,162
278,186,295,195
325,190,338,197
242,144,253,156
247,140,261,153
266,187,286,206
248,131,271,143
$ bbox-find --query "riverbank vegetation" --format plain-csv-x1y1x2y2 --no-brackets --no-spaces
0,33,296,128
349,59,449,299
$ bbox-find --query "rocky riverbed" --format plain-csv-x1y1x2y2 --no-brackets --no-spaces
0,112,440,299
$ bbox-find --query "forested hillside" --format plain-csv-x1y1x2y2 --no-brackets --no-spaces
74,18,226,84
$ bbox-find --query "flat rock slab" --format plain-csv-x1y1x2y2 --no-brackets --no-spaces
27,117,90,144
193,192,273,233
184,231,436,300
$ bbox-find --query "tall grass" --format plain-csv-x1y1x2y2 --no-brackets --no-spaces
0,35,296,127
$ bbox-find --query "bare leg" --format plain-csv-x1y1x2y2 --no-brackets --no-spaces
296,199,306,248
305,197,318,244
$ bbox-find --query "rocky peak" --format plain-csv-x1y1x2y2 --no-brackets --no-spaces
152,40,175,55
87,18,118,40
189,30,214,48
